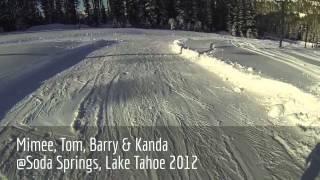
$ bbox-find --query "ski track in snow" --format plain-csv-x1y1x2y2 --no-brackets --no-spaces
232,40,320,80
172,38,320,179
172,39,320,127
0,28,319,179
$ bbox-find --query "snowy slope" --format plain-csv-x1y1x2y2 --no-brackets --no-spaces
0,28,319,179
173,39,320,127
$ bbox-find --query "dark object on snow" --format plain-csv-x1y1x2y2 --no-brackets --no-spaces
301,143,320,180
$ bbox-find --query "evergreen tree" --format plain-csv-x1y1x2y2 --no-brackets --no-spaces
238,0,246,36
245,0,257,38
53,0,64,23
101,2,107,24
205,0,214,31
156,0,169,27
65,0,78,24
175,0,185,29
125,0,139,26
41,0,54,24
137,0,147,26
109,0,125,27
145,0,157,27
83,0,92,24
83,0,91,16
5,0,318,42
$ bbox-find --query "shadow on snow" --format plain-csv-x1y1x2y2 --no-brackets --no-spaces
0,40,116,122
301,143,320,180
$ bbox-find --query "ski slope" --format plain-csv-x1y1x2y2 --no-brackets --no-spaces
0,28,319,179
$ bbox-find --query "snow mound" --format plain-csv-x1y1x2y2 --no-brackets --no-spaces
309,83,320,96
268,104,285,118
171,40,320,126
28,24,89,31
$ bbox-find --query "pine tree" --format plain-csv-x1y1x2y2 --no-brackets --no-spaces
92,0,100,26
83,0,91,16
109,0,125,27
101,2,107,24
229,0,239,36
226,0,234,33
126,0,140,26
53,0,64,23
0,0,17,31
191,0,200,31
145,0,157,27
41,0,54,24
175,0,185,29
27,0,43,25
83,0,92,24
137,0,147,26
245,0,257,38
156,0,169,27
205,0,214,31
65,0,78,24
184,0,193,30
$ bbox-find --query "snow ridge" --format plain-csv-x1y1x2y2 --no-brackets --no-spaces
171,40,320,127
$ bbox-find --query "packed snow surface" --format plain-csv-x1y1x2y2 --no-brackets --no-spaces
172,40,320,127
0,27,319,179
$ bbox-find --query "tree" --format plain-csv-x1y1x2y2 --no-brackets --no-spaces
101,2,107,24
65,0,78,24
244,0,257,38
41,0,54,24
145,0,158,27
53,0,64,23
205,0,214,31
109,0,125,27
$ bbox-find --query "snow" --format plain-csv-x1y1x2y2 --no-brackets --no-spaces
172,39,320,127
0,39,114,123
0,27,319,179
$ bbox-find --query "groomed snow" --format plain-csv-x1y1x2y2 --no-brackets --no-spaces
0,27,319,179
172,40,320,127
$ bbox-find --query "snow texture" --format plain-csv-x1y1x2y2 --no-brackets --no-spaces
0,27,319,179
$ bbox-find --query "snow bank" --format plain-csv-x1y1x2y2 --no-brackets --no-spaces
171,40,320,126
28,24,89,31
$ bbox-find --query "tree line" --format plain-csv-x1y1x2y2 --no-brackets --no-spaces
107,0,258,38
255,0,320,46
0,0,319,44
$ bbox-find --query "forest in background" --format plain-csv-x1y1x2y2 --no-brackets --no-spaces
0,0,319,44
